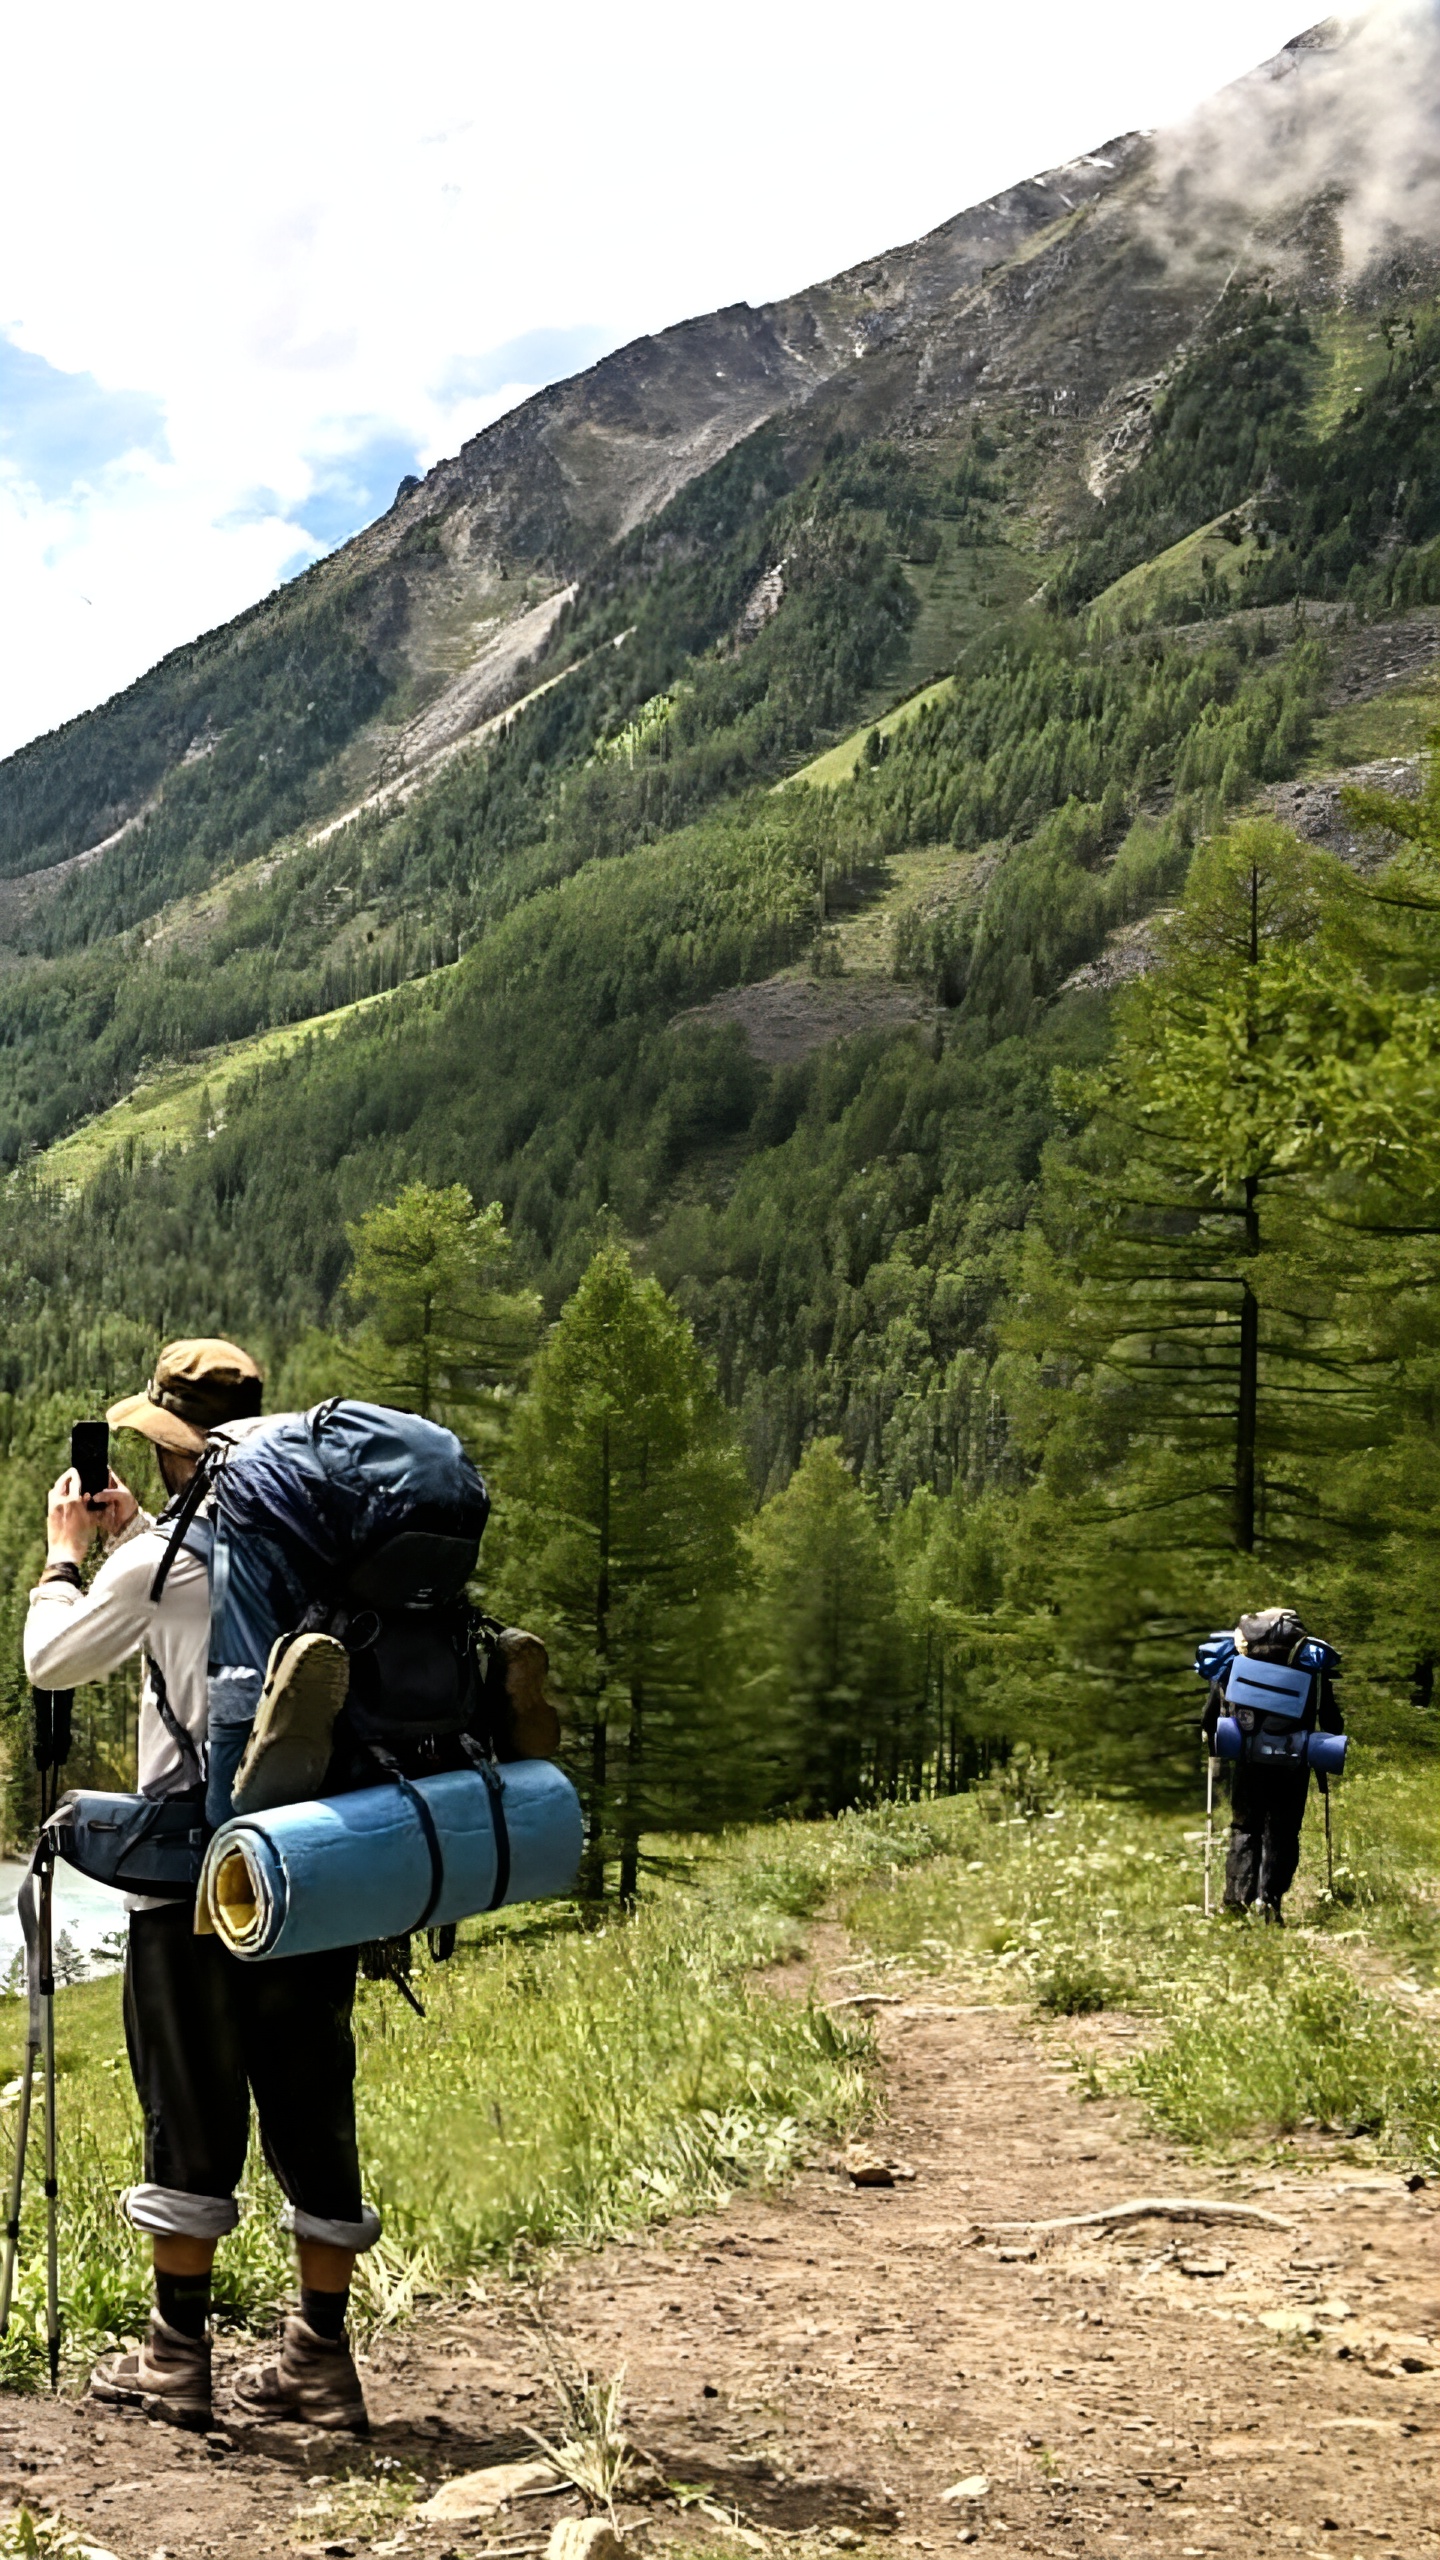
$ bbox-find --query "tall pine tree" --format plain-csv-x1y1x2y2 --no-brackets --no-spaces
502,1244,753,1900
1013,820,1380,1770
344,1182,539,1450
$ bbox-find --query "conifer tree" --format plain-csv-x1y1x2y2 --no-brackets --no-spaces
502,1244,752,1900
344,1182,539,1449
1013,820,1380,1764
747,1438,915,1811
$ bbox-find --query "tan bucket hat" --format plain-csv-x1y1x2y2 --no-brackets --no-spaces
107,1337,264,1455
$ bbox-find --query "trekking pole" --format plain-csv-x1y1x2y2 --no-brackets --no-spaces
0,1689,72,2363
1322,1771,1335,1897
39,1850,59,2389
1203,1754,1218,1918
0,1894,39,2335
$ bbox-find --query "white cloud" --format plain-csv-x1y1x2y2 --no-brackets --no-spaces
1154,3,1440,275
0,0,1321,757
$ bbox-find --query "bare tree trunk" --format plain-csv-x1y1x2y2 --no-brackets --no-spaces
619,1680,644,1908
1234,860,1261,1556
579,1421,612,1900
1235,1186,1259,1554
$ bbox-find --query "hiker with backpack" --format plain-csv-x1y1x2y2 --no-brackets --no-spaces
22,1338,570,2430
1195,1606,1346,1923
23,1339,379,2433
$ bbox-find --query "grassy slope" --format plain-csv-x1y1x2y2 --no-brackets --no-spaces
36,982,414,1189
846,1757,1440,2164
786,678,957,790
3,1763,1435,2383
1304,671,1440,771
1307,311,1401,439
1086,512,1261,635
824,843,984,975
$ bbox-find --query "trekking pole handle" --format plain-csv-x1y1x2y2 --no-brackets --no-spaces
31,1689,73,1775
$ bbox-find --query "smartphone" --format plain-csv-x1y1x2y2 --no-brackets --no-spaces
70,1419,110,1502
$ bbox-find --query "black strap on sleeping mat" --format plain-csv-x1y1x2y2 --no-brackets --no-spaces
403,1776,446,1931
460,1737,510,1912
366,1744,512,1934
369,1748,447,1933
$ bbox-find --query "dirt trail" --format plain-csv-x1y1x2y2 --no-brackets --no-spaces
0,1977,1435,2559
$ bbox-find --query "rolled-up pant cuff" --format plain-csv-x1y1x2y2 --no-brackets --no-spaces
121,2182,240,2240
281,2200,382,2253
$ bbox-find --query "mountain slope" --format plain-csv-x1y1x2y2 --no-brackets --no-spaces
0,13,1438,1464
0,146,1133,893
10,12,1440,912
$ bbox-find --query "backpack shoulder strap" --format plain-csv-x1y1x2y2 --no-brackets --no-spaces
148,1458,215,1607
143,1651,206,1788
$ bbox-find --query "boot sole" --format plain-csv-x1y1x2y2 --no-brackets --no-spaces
232,1635,349,1814
231,2389,369,2433
90,2379,212,2431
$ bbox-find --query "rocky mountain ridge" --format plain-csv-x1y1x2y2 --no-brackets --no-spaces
5,13,1440,892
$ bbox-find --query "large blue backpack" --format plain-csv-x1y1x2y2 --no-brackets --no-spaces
153,1401,496,1818
1193,1618,1345,1774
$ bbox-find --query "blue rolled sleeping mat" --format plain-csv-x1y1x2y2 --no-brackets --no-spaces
196,1759,584,1960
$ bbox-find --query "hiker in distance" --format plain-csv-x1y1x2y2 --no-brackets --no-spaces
23,1339,378,2434
1198,1606,1346,1924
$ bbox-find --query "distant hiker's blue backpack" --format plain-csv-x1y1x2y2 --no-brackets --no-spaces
153,1401,497,1821
1194,1616,1345,1775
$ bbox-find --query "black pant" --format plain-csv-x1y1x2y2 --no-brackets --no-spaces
124,1904,362,2220
1224,1762,1311,1911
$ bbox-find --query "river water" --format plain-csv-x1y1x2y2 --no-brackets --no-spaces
0,1857,129,1983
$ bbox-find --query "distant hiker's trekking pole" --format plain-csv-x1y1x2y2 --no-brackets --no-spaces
1321,1770,1335,1896
0,1689,72,2374
1203,1753,1219,1918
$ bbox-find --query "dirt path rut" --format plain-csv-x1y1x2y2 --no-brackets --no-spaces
0,1995,1434,2558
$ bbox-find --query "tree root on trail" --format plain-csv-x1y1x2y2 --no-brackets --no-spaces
980,2196,1292,2240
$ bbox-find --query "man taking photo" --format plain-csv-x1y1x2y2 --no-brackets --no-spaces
23,1338,379,2433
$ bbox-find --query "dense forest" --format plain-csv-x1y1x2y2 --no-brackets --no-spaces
2,282,1439,1883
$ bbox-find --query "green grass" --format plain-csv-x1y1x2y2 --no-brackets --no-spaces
36,984,413,1190
3,1767,1436,2389
1305,680,1440,771
1087,514,1260,638
0,1808,958,2386
822,843,983,976
1307,311,1402,439
785,677,956,790
841,1751,1440,2171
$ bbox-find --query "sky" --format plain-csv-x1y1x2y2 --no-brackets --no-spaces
0,0,1332,760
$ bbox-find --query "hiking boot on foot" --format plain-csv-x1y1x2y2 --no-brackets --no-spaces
231,2314,369,2432
91,2315,212,2430
231,1632,349,1814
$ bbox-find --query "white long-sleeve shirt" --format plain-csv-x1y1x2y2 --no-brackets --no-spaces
24,1511,210,1800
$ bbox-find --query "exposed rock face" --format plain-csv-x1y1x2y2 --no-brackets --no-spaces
1262,759,1423,870
13,16,1440,835
305,16,1440,680
1062,914,1173,998
343,145,1141,592
676,972,935,1066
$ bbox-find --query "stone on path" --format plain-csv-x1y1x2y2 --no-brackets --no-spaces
416,2456,555,2520
546,2519,626,2560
